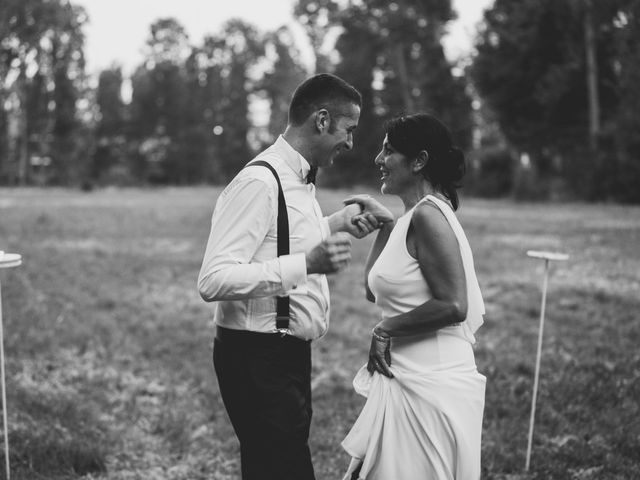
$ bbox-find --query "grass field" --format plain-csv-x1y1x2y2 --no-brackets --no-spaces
0,187,639,480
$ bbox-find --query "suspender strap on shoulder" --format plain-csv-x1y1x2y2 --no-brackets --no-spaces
246,160,290,331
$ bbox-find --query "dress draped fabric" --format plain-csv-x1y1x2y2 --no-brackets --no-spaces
342,195,486,480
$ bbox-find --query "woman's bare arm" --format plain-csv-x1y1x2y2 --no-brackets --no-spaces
375,202,467,336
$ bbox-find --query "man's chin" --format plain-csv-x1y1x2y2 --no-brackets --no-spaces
319,157,335,168
326,150,346,166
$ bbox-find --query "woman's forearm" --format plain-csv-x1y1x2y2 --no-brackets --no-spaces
375,298,466,337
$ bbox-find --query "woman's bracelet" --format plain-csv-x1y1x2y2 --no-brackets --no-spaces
372,328,390,342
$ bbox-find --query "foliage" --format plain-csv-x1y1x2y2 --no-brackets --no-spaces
471,0,640,201
2,0,640,201
0,0,88,186
466,146,515,198
92,67,127,184
207,19,265,182
606,0,640,203
128,18,190,184
1,187,639,479
126,18,266,185
259,27,308,143
294,0,473,187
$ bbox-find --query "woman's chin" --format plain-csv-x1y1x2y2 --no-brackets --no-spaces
380,182,392,195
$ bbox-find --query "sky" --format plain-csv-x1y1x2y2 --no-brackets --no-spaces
75,0,494,76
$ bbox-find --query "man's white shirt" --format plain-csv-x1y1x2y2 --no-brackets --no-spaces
198,135,332,340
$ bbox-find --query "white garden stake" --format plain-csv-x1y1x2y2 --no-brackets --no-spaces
0,251,22,480
524,250,569,472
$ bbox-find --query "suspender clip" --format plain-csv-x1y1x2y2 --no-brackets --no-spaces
275,315,291,337
276,328,292,337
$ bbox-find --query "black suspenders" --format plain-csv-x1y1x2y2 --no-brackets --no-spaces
246,161,291,333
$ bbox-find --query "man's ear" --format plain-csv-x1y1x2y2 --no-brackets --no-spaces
413,150,428,173
315,109,330,133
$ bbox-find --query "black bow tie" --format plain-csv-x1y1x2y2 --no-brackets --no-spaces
306,166,318,185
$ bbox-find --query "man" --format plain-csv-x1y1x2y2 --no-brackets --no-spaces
198,73,388,480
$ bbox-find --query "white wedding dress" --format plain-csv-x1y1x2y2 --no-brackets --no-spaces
342,195,486,480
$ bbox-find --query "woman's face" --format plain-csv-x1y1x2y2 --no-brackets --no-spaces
375,135,415,195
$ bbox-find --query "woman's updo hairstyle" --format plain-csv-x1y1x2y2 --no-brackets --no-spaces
386,113,466,210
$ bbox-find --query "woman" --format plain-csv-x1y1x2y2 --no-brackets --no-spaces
342,113,486,480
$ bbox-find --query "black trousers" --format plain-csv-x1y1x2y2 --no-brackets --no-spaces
213,327,315,480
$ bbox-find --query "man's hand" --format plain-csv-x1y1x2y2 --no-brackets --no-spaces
328,204,379,239
306,233,352,274
343,203,380,238
344,195,394,225
367,327,393,378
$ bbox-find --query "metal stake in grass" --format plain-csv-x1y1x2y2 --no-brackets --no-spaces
524,250,569,472
0,251,22,480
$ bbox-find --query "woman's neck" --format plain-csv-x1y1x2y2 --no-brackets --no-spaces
399,182,447,212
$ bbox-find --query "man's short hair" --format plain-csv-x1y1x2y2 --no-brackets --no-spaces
288,73,362,126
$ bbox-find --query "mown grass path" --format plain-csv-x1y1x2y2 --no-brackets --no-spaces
1,187,638,479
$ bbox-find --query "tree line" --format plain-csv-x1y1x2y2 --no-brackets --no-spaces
1,0,639,202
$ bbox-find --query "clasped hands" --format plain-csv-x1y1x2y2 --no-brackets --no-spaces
342,194,394,239
307,195,393,275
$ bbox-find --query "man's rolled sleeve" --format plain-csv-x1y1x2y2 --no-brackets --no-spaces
279,252,308,295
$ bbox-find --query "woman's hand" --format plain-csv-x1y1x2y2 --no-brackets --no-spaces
341,204,379,238
367,327,394,378
344,195,394,226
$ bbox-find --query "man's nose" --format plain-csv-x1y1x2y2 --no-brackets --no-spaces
374,152,383,164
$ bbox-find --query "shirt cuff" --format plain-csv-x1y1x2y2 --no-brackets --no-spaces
321,216,331,238
279,253,308,295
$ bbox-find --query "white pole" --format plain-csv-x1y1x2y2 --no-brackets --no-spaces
525,258,549,472
0,278,9,480
0,252,22,480
524,250,568,472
